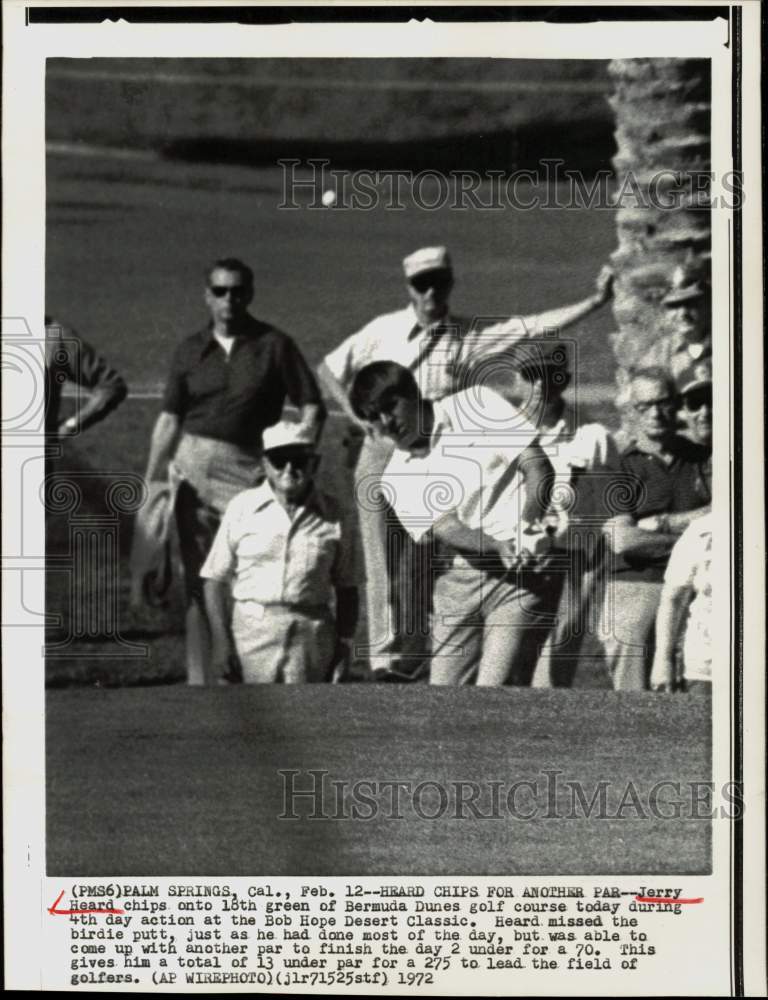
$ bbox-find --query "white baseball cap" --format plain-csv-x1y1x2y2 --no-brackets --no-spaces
262,421,317,453
402,246,452,279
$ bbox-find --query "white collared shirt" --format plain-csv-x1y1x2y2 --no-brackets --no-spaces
323,304,551,402
380,386,539,543
200,482,359,605
663,513,712,682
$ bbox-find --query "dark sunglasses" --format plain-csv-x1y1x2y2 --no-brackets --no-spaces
209,285,250,298
265,449,316,471
409,270,452,294
681,387,712,411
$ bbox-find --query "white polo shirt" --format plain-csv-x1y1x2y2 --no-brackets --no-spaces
200,482,358,606
380,386,539,543
663,513,713,683
323,304,556,403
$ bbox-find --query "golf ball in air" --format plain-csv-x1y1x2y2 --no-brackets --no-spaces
322,189,337,207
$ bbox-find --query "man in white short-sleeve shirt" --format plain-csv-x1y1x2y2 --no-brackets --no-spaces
650,513,713,694
318,246,614,678
201,421,359,684
349,361,559,686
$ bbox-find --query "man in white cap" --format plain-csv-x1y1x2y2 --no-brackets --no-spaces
676,355,712,454
201,420,359,684
317,246,614,679
653,263,712,382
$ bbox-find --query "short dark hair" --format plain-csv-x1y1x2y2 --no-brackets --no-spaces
516,362,571,395
206,257,254,288
349,361,420,421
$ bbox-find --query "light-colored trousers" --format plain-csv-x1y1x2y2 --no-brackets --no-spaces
232,602,335,683
430,557,559,686
173,434,263,685
599,578,664,691
354,434,431,674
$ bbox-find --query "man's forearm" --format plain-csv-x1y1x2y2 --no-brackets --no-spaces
432,511,500,558
522,292,606,337
203,580,233,659
297,402,327,442
316,361,368,430
651,585,692,688
605,523,677,560
144,411,181,481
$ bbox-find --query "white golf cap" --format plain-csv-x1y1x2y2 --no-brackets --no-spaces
402,246,452,279
262,421,317,453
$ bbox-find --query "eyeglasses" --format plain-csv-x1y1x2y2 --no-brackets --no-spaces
264,450,316,472
633,397,676,415
209,285,250,299
409,270,452,294
681,387,712,411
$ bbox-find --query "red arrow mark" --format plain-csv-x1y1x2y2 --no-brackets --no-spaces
48,889,125,916
635,896,704,904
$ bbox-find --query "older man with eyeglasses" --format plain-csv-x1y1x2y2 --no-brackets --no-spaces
599,367,711,690
141,257,325,684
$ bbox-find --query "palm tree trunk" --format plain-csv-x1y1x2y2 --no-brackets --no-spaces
607,58,711,379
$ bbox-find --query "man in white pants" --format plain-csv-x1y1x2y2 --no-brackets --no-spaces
318,246,614,678
201,421,359,684
349,361,558,685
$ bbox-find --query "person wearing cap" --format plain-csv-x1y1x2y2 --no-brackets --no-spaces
676,355,712,458
317,246,614,679
650,511,713,695
200,421,359,684
349,361,560,686
652,264,712,382
142,258,325,684
599,367,711,690
506,342,622,687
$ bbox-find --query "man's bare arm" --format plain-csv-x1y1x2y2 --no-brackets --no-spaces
521,265,615,337
203,579,235,673
603,516,678,560
297,402,327,443
650,583,693,690
144,411,182,481
316,360,369,431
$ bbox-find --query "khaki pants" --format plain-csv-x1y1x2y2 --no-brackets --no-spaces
173,434,263,685
599,578,663,691
430,557,559,686
354,434,431,674
232,602,335,683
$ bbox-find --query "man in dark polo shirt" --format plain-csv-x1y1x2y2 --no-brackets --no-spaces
600,367,710,690
142,257,325,684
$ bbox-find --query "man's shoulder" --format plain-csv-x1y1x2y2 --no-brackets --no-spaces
670,435,710,464
355,305,413,337
224,482,273,518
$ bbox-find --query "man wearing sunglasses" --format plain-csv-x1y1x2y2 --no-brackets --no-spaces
201,421,358,684
317,245,614,680
677,357,712,454
600,367,711,690
649,264,712,382
142,258,324,684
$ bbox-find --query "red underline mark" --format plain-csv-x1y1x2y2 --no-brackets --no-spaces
634,896,704,904
48,890,125,916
